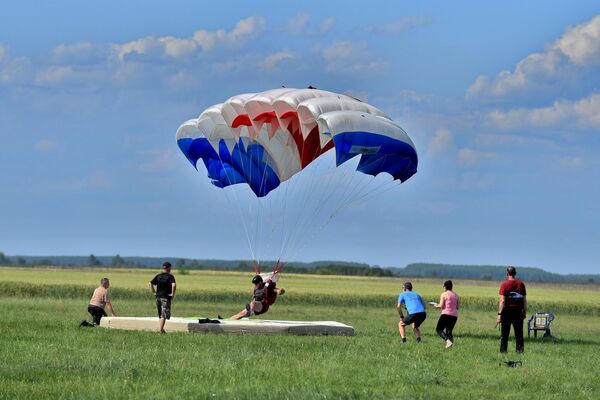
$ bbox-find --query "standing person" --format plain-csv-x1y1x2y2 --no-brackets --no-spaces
497,266,527,353
433,280,459,348
80,278,116,327
397,282,427,343
149,262,176,333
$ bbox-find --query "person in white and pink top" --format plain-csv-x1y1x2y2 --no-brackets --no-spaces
433,280,459,348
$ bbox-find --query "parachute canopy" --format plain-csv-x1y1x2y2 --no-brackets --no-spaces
177,88,418,197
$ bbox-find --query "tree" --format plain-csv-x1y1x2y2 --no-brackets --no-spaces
112,254,125,267
16,257,27,266
88,254,103,267
189,259,200,269
0,252,11,265
176,258,186,269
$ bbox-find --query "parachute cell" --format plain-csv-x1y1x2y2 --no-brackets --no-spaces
176,88,418,197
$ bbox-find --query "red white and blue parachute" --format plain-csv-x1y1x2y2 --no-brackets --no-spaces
176,88,418,197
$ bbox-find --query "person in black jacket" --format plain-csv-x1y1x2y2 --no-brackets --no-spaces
149,262,176,333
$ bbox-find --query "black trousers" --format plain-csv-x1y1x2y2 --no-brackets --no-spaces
87,304,107,326
500,308,525,353
436,314,457,342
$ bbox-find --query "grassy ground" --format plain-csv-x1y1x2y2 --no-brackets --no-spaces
1,268,599,399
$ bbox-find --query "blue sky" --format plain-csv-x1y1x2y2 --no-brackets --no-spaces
1,1,599,273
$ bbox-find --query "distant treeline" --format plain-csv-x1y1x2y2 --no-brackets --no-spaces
0,252,597,283
397,263,599,284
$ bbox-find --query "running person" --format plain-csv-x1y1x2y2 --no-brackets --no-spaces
397,282,427,343
229,274,285,320
433,280,459,348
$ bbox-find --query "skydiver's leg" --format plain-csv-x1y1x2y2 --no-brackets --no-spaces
230,301,262,320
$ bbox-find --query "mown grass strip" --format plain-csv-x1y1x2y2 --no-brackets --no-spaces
2,281,599,315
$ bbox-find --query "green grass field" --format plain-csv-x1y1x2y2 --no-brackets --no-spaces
1,268,599,399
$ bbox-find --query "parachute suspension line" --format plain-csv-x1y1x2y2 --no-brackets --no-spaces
253,152,271,267
277,143,327,261
271,259,284,277
281,155,358,262
287,159,355,257
277,168,292,261
214,139,256,263
279,144,345,262
341,178,401,212
329,155,390,218
253,259,260,275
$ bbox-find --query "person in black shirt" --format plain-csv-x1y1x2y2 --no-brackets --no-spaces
149,262,176,333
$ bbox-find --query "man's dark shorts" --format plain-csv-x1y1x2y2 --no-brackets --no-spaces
156,297,172,319
402,312,427,327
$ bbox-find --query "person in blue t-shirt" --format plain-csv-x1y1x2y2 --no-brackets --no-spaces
397,282,427,343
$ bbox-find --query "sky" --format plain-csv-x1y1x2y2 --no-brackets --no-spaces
1,1,599,273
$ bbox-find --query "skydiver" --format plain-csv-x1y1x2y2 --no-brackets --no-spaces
229,274,285,320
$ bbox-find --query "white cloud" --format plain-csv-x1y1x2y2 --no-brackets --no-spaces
34,139,57,152
319,17,336,33
321,41,388,75
286,13,336,35
137,149,176,173
467,15,600,100
111,16,265,61
457,148,497,167
553,15,600,65
286,12,311,35
427,128,454,156
369,16,432,35
0,44,6,61
557,156,584,169
418,200,456,215
486,92,600,130
35,66,75,85
460,172,496,189
466,50,568,99
262,50,296,70
0,56,31,84
51,42,105,64
475,133,555,149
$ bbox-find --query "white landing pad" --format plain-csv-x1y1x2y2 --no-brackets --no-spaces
100,317,355,336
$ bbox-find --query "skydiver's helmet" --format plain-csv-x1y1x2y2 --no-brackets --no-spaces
251,275,263,285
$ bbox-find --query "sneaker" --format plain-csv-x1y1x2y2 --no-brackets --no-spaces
401,338,407,344
445,340,453,348
416,337,422,343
